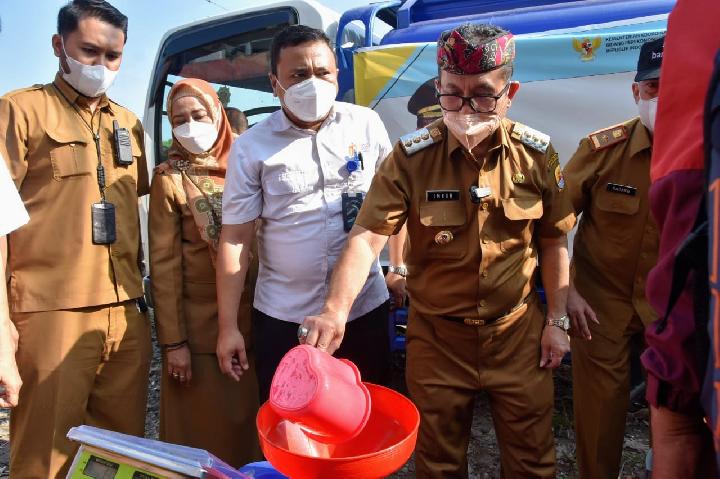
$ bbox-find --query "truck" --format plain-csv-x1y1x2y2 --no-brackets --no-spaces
143,0,674,170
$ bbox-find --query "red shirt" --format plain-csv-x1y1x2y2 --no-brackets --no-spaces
642,0,720,412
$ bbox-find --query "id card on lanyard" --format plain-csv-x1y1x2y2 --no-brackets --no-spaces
341,151,365,232
53,83,117,244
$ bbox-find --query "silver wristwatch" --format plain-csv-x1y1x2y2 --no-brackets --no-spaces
388,265,408,277
546,315,570,331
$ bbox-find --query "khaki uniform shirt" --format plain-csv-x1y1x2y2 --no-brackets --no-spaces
149,172,257,353
0,74,149,313
563,117,658,336
355,118,575,320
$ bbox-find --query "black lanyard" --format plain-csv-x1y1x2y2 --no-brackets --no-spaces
52,83,107,202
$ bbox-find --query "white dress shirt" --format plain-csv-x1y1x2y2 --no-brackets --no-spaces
223,102,393,323
0,155,29,236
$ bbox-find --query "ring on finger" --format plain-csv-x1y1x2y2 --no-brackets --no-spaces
297,325,310,342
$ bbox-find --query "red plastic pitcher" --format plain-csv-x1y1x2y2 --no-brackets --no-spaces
269,345,371,443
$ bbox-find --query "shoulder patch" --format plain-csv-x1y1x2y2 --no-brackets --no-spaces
399,127,442,156
588,125,628,151
511,123,550,153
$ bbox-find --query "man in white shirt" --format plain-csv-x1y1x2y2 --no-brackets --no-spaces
216,25,399,400
0,156,28,408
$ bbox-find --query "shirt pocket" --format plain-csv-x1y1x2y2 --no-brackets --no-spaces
593,190,641,245
418,202,467,259
265,169,314,195
595,190,640,215
499,196,543,253
47,129,92,181
264,168,316,215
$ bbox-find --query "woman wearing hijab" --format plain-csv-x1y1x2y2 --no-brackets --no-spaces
149,78,260,466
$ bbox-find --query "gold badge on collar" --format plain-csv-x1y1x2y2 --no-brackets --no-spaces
512,172,525,184
435,230,454,245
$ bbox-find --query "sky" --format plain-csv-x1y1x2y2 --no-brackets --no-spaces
0,0,369,117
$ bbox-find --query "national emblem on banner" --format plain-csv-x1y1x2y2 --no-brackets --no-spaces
572,37,602,61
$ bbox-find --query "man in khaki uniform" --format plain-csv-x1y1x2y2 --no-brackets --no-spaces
302,24,575,478
0,1,150,476
563,36,663,479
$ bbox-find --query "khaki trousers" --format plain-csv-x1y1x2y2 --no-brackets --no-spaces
160,353,262,468
571,315,644,479
10,300,151,479
406,300,555,479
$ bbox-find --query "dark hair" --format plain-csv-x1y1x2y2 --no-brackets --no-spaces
438,23,514,80
58,0,128,43
225,107,249,134
270,25,333,75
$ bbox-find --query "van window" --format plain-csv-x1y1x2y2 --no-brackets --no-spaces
155,16,293,163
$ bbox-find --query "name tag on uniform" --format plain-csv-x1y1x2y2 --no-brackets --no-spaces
606,183,637,196
426,190,460,201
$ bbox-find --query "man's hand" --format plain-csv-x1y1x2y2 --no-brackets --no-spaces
216,327,249,381
8,321,18,353
567,285,599,340
300,310,348,355
540,324,570,369
385,271,407,309
0,355,21,407
166,344,192,385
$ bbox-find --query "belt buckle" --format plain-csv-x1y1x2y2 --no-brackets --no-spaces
464,318,486,326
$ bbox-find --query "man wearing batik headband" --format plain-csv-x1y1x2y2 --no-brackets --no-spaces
303,23,575,478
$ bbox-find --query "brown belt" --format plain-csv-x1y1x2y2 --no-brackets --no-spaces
439,296,531,326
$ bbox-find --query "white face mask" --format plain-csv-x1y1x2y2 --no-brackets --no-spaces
638,97,658,133
278,77,337,123
61,40,118,98
443,111,501,151
173,120,219,155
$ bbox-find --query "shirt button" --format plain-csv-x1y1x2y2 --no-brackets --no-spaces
481,270,488,278
479,300,487,307
481,203,489,211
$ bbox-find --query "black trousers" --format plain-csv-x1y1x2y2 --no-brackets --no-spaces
252,302,391,403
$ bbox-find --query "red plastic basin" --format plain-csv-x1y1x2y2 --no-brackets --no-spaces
257,383,419,479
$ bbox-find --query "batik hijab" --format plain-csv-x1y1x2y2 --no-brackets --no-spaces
164,78,236,262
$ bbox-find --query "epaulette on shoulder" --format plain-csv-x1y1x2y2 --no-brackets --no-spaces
399,126,442,156
4,84,45,99
588,124,629,151
108,98,131,111
510,122,550,153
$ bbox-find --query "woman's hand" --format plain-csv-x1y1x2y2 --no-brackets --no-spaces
166,343,192,384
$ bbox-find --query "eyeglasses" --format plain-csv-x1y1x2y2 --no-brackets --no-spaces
436,82,511,113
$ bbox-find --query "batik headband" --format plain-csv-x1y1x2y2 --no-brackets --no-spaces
437,29,515,75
